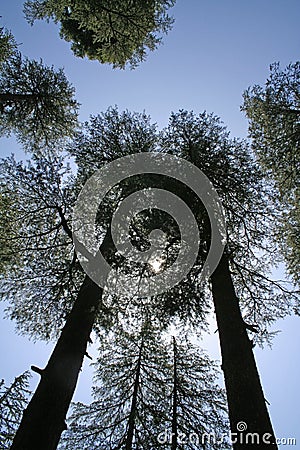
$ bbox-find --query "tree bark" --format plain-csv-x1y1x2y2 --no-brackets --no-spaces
171,336,178,450
211,253,277,449
11,232,113,450
125,340,143,450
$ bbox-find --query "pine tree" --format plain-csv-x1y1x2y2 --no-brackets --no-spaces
0,372,31,449
0,110,159,449
59,325,169,450
69,107,211,330
159,110,298,448
0,187,20,275
59,329,229,450
24,0,176,68
2,107,297,449
168,336,229,450
160,110,296,336
0,27,17,63
242,62,300,285
0,49,79,152
0,155,111,450
0,156,81,339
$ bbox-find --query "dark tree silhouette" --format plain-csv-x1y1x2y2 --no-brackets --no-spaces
59,329,228,450
0,372,31,449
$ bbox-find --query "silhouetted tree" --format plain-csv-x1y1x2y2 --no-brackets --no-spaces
59,330,228,450
168,336,228,449
0,372,31,449
59,325,168,450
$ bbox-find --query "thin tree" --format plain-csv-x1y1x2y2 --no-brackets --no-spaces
0,372,31,449
59,325,169,450
169,336,229,449
59,328,228,450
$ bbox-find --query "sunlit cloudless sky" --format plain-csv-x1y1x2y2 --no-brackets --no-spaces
0,0,299,446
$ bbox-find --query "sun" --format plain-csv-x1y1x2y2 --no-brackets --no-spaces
148,257,164,274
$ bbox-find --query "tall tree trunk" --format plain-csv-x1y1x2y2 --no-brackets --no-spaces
211,253,277,449
11,232,113,450
125,341,143,450
171,336,178,450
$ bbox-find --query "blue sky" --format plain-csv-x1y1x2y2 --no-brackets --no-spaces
0,0,299,446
